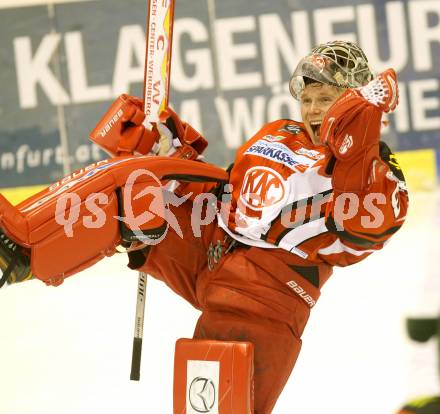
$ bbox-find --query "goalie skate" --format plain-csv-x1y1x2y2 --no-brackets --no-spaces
0,230,33,288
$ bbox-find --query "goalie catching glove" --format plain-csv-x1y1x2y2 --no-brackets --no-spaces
321,68,399,160
357,68,399,113
319,68,400,192
90,94,208,160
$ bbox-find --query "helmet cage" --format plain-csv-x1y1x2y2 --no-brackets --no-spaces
290,41,373,100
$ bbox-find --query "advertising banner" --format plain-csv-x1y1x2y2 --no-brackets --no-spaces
0,0,439,187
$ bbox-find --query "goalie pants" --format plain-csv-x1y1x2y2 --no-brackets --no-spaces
139,200,332,414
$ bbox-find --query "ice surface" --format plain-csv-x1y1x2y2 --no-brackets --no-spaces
0,191,439,414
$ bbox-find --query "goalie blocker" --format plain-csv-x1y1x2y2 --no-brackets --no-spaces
174,338,254,414
89,94,208,160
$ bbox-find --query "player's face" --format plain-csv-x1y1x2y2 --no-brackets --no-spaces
300,83,344,145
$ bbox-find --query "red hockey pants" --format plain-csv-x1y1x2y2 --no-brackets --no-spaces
139,201,326,413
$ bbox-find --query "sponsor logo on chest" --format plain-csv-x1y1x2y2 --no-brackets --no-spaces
244,140,300,169
244,139,323,170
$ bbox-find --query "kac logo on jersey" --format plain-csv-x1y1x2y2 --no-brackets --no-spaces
240,167,286,211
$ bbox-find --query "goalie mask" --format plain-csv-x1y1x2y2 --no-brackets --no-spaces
289,40,373,100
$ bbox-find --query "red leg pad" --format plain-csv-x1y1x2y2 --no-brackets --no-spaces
0,157,227,286
174,338,254,414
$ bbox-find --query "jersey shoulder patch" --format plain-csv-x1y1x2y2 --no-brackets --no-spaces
277,120,304,135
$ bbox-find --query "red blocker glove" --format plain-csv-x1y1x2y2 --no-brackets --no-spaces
90,95,208,160
156,106,208,160
90,94,160,156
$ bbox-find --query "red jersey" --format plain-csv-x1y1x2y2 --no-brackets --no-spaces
217,99,408,269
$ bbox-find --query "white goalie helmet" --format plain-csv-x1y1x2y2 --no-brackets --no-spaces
289,40,374,100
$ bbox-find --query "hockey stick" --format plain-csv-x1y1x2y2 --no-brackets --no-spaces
130,271,148,380
143,0,175,125
130,0,175,381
